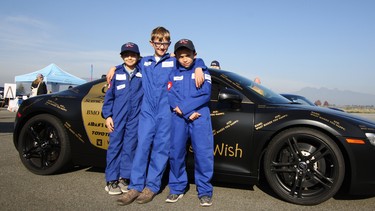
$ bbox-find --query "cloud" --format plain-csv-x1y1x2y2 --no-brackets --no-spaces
0,15,56,49
0,15,119,84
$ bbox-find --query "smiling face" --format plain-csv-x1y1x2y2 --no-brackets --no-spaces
175,48,196,69
121,51,139,69
150,38,171,57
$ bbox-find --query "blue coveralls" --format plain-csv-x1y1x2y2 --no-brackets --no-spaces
102,64,143,182
168,60,214,198
129,54,205,194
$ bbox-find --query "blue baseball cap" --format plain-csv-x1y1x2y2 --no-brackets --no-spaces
120,42,140,55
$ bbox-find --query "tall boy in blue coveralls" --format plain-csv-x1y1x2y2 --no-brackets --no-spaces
166,39,214,207
117,27,206,205
102,42,143,195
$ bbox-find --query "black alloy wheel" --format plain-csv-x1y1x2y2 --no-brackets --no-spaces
264,127,345,205
18,114,71,175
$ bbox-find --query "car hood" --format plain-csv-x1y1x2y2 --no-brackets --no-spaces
260,104,375,137
305,105,375,126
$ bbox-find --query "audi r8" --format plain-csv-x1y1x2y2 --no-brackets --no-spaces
13,68,375,205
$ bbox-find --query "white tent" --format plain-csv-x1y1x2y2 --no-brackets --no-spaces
15,63,86,92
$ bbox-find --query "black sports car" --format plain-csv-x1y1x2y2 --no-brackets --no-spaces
13,68,375,205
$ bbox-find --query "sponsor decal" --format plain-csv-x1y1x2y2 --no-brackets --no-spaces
87,122,105,127
219,74,243,90
189,142,243,158
310,111,346,131
117,84,126,90
211,110,225,117
116,74,126,80
162,61,174,68
213,120,239,136
167,81,172,91
97,139,103,146
359,125,375,131
81,81,110,150
174,76,183,81
255,114,288,130
45,100,67,112
135,72,142,77
204,74,211,83
144,61,152,66
64,122,84,143
86,110,100,115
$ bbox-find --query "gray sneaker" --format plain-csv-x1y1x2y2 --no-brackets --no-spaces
118,178,129,193
199,195,212,207
165,193,184,203
104,181,122,195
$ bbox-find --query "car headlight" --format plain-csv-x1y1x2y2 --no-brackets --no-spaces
365,133,375,146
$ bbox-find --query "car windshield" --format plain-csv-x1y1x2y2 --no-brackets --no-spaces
221,71,291,104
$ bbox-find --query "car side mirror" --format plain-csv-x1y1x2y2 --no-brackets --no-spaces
218,88,243,104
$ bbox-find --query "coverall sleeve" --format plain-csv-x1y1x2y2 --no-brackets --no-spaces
195,58,207,69
179,69,212,119
168,71,183,110
102,77,116,119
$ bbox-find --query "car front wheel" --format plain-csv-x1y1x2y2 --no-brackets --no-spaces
17,114,71,175
264,127,345,205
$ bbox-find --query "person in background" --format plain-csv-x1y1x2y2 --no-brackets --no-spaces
254,77,261,84
210,60,220,69
30,74,47,97
102,42,143,195
252,77,264,95
166,39,214,207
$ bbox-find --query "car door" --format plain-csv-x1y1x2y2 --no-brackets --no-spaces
186,77,256,178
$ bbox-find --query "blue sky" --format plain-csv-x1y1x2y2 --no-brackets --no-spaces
1,0,374,95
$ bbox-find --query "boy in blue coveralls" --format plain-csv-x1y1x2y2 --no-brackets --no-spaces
166,39,214,207
116,27,206,205
102,42,143,195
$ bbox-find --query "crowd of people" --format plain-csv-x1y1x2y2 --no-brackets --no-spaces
102,26,214,207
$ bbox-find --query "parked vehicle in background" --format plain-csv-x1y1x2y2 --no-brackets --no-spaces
281,93,345,112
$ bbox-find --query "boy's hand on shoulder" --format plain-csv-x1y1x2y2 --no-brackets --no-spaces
189,112,201,121
194,68,204,88
106,66,116,84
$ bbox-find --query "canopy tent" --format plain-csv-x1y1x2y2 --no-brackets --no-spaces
15,63,86,92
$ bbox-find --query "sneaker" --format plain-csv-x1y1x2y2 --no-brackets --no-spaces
117,189,140,206
165,193,184,203
135,187,155,204
118,178,129,193
199,195,212,207
104,181,122,195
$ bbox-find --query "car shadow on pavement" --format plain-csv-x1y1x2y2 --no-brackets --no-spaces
0,122,14,133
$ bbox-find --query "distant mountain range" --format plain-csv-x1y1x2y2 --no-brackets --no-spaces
291,87,375,106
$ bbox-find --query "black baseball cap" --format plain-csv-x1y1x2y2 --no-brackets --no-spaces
174,39,195,53
120,42,140,54
211,60,220,67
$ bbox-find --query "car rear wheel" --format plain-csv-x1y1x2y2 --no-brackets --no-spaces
17,114,71,175
264,127,345,205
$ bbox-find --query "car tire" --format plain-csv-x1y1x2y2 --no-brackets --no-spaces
264,127,345,205
17,114,71,175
